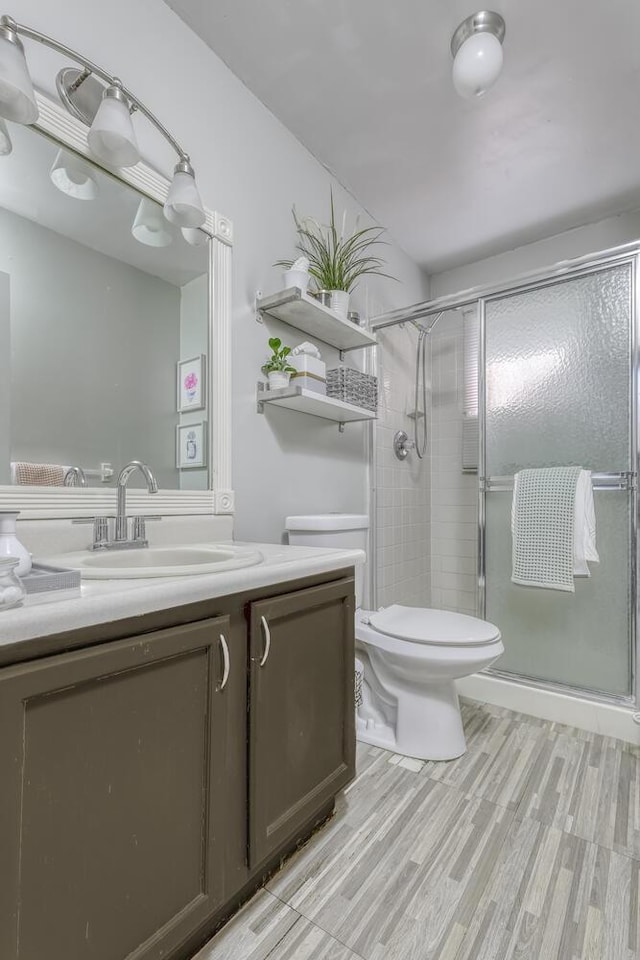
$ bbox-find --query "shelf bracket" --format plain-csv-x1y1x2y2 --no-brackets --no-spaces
256,380,265,414
338,422,345,433
339,350,346,362
255,289,264,324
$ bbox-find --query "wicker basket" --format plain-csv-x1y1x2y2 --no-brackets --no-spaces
326,366,378,412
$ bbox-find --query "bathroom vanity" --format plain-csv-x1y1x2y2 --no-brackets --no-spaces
0,549,357,960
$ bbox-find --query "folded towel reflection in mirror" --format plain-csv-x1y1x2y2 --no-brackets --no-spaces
11,461,68,485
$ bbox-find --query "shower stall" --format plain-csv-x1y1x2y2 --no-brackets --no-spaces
370,243,638,706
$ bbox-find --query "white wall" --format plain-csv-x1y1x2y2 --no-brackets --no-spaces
16,0,428,543
430,209,640,299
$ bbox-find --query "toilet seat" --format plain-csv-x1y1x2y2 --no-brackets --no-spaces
366,605,501,647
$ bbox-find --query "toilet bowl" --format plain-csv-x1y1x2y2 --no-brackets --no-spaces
356,606,503,761
285,514,504,762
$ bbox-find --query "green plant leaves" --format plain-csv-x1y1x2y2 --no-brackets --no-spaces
280,188,396,293
262,337,295,374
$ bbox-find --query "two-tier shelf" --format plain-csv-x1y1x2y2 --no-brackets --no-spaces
256,287,378,430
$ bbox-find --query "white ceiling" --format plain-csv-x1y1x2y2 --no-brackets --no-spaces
164,0,640,273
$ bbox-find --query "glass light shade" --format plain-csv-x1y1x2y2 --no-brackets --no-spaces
0,117,11,155
0,34,38,124
50,149,98,199
452,31,503,99
164,169,206,228
132,197,172,247
181,227,208,246
88,91,139,168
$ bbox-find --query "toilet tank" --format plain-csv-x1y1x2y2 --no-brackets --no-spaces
285,513,369,607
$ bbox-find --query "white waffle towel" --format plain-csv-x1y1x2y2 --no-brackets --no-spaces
511,466,592,592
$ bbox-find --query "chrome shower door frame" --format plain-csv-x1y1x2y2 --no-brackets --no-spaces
477,249,639,706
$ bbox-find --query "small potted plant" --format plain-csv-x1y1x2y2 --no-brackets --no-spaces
276,189,395,318
261,337,296,390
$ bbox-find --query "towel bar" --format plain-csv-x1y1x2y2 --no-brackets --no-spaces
482,471,636,492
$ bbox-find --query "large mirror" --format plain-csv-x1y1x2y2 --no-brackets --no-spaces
0,118,212,494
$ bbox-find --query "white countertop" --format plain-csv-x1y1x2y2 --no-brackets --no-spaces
0,542,363,647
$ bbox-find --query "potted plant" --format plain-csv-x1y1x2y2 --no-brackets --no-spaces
261,337,296,390
276,190,395,318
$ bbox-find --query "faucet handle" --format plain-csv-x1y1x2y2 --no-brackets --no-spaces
131,515,162,544
93,516,110,545
73,515,111,548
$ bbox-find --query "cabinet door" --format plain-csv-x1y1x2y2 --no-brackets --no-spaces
248,578,355,868
0,616,236,960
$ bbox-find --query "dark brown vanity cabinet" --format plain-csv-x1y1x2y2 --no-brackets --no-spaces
248,579,356,867
0,571,355,960
0,615,242,960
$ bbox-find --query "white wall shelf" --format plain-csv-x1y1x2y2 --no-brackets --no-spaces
256,287,377,353
256,383,377,432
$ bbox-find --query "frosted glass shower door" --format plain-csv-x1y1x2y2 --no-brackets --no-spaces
483,262,635,698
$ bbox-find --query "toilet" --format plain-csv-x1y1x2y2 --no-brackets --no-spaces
285,513,504,762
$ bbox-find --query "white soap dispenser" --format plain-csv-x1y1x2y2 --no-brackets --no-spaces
0,511,32,576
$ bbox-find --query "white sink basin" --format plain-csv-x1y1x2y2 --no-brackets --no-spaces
60,544,263,579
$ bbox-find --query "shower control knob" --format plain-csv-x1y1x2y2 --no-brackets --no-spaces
393,430,415,461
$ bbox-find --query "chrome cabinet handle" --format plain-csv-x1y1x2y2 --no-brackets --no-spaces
260,616,271,667
219,633,230,691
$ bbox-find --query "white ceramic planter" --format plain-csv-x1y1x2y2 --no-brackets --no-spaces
0,511,32,576
283,269,310,292
330,290,350,318
268,371,291,390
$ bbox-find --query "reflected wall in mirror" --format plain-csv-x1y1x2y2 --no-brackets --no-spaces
0,122,210,491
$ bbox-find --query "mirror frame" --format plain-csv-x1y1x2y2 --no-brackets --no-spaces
0,91,233,519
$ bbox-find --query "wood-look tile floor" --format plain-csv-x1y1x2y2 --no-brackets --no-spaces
194,699,640,960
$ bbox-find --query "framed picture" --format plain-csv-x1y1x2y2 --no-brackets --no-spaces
177,354,206,412
176,421,207,469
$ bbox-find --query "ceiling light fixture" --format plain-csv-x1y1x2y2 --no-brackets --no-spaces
50,148,99,199
0,14,206,227
451,11,505,100
132,197,172,247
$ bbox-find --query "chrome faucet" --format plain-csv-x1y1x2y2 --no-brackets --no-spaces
115,460,159,543
73,460,160,550
64,465,88,487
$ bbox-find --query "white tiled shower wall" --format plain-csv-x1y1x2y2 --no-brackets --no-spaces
374,313,478,615
374,325,431,608
429,313,478,615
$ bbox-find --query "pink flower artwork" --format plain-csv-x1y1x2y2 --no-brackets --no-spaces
178,356,205,412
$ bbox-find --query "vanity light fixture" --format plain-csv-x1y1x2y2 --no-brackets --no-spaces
450,11,506,100
164,157,205,229
132,197,172,247
0,117,11,155
181,226,208,247
50,148,99,200
87,81,139,168
0,16,37,123
0,13,206,226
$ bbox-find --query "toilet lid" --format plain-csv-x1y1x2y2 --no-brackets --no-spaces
369,605,501,646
